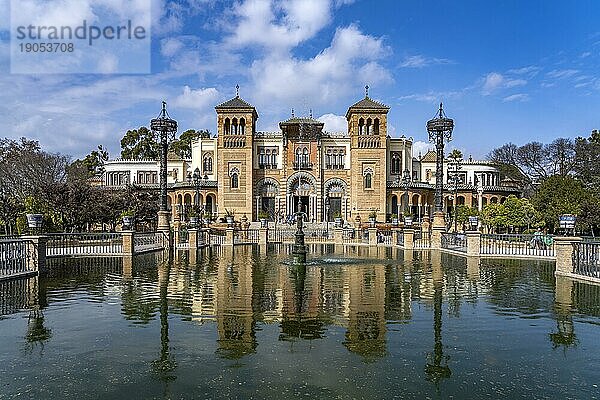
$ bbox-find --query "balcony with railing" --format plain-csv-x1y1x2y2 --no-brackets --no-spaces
292,161,313,170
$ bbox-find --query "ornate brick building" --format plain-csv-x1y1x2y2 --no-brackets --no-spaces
102,88,520,224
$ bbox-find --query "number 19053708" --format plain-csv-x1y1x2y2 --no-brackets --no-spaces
19,42,74,52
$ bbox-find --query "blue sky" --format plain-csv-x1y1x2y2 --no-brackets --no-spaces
0,0,599,159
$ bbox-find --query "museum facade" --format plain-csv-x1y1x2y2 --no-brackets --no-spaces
102,89,520,224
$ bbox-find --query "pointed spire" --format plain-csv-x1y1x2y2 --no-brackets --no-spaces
291,108,295,117
365,85,369,98
235,84,240,97
309,108,313,118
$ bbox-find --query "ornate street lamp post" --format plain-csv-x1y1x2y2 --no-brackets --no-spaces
401,168,411,218
427,103,454,233
151,101,177,235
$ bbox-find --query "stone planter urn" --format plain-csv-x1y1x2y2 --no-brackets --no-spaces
122,216,134,229
392,218,399,227
226,216,234,226
334,217,342,228
189,216,199,228
26,213,43,229
404,216,413,227
369,217,376,227
260,218,268,228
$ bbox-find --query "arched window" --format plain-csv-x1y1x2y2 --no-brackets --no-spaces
270,150,277,167
203,155,213,173
363,167,374,189
374,118,380,134
364,173,372,189
230,166,240,189
295,147,302,165
358,118,365,135
302,147,309,165
224,118,230,135
232,118,238,135
259,147,265,167
366,118,372,135
240,118,245,135
391,152,401,174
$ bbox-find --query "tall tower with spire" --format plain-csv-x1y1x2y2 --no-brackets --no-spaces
214,85,258,218
346,85,390,221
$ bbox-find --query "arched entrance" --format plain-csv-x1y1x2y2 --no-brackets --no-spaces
256,178,279,220
287,172,316,220
324,178,348,221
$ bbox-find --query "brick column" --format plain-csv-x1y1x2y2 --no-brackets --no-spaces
188,228,198,249
403,228,414,250
466,231,481,257
225,227,235,246
23,235,47,274
368,227,378,246
333,228,343,245
122,231,134,256
554,236,581,276
172,220,181,247
259,227,268,245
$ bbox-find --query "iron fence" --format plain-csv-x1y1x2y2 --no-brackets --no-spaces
397,230,404,246
414,230,431,249
480,234,555,257
134,232,165,253
572,241,600,278
234,229,260,244
46,233,122,257
208,229,225,246
441,233,467,253
0,239,34,279
378,230,393,245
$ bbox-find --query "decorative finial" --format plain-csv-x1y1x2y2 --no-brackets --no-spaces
439,102,443,116
309,108,313,118
235,84,240,97
160,101,167,117
365,85,369,97
291,108,295,117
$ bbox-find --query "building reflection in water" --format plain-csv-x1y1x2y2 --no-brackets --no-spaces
342,262,387,361
216,246,257,359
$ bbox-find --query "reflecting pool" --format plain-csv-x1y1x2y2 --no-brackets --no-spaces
1,245,600,399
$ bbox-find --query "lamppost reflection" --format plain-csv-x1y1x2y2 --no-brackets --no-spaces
152,261,177,392
425,253,451,386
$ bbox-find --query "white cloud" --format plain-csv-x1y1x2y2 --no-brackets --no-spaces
226,0,332,51
318,113,346,132
547,69,579,79
412,141,431,157
482,72,526,95
398,90,464,104
249,24,391,106
399,55,453,68
173,86,220,110
502,93,529,102
507,65,541,77
161,37,185,57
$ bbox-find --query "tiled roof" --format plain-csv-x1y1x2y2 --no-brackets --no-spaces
420,150,437,162
349,96,389,109
215,96,255,109
346,96,390,118
280,116,323,125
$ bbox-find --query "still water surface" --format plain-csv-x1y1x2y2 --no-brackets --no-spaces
1,245,600,399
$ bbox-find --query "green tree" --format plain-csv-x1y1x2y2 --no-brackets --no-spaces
532,176,586,232
169,129,211,159
120,127,158,160
448,149,463,161
454,205,478,229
